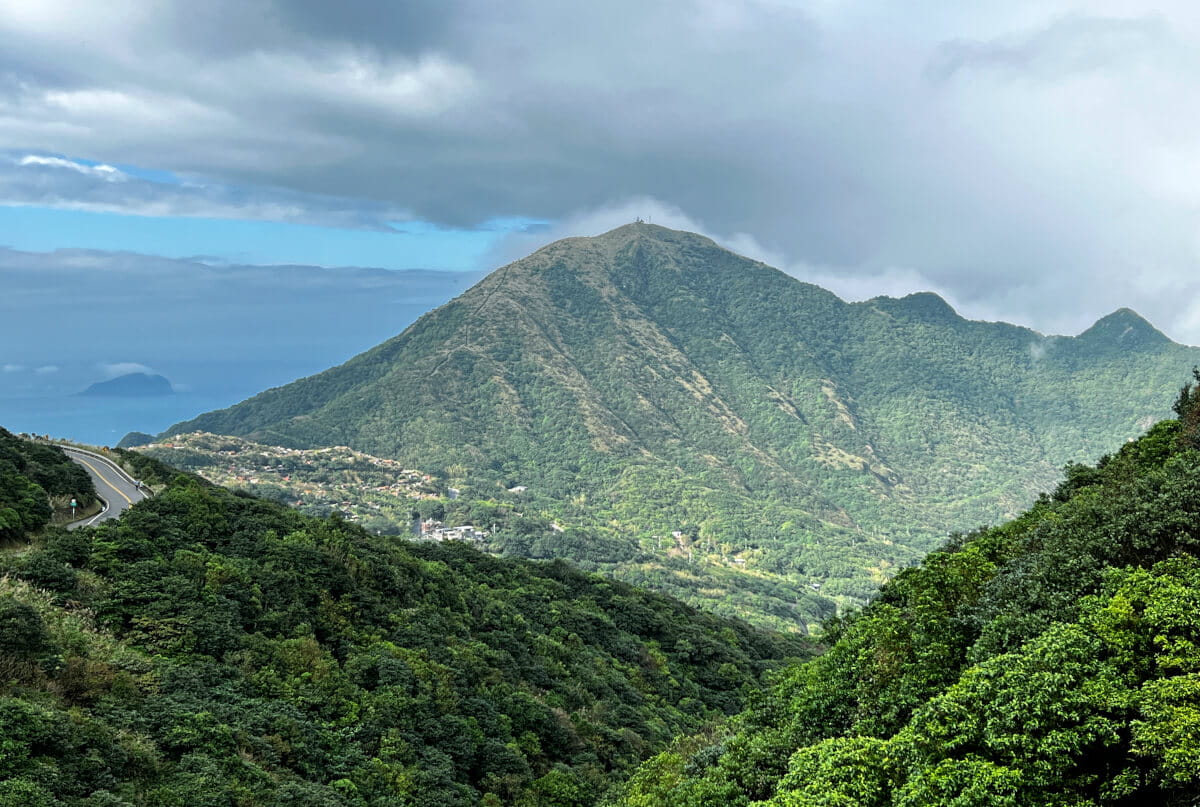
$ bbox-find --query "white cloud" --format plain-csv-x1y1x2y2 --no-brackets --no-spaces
99,361,154,378
490,197,703,260
17,154,125,181
2,363,24,372
34,365,59,374
789,263,951,304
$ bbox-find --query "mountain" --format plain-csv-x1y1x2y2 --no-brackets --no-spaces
0,449,804,806
80,372,173,397
158,224,1200,624
613,390,1200,805
1076,306,1172,353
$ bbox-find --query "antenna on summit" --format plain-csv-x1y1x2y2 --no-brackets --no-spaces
635,216,644,224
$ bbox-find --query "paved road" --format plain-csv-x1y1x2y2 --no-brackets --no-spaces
61,446,150,529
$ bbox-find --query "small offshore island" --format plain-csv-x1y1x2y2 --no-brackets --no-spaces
79,372,174,398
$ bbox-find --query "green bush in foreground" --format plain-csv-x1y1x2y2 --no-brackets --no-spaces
0,470,805,805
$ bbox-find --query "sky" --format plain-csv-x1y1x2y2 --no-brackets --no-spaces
4,0,1200,398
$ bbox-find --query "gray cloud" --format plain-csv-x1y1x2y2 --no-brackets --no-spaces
2,2,1200,341
0,152,413,229
928,14,1174,80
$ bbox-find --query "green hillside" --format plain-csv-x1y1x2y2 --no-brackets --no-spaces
0,459,805,806
160,224,1200,624
612,379,1200,806
0,428,95,541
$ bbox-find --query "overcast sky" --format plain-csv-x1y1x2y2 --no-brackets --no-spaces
3,0,1200,343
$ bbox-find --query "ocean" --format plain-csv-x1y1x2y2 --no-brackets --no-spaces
0,391,252,445
0,358,326,445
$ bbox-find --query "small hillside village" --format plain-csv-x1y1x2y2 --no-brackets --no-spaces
137,433,491,543
138,433,763,567
135,434,757,569
415,519,489,543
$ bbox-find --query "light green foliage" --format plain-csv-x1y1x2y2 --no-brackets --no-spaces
136,434,842,634
0,779,56,807
159,225,1200,629
765,736,894,806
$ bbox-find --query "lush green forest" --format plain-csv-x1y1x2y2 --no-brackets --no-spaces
0,454,806,806
158,224,1200,627
0,428,95,541
611,377,1200,806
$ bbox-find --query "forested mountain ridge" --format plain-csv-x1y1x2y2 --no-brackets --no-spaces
160,223,1200,620
0,449,806,806
611,383,1200,806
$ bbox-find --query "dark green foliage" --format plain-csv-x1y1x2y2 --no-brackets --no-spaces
111,447,188,488
159,225,1200,628
0,598,49,658
0,428,95,541
0,468,804,805
1173,366,1200,449
117,432,155,448
613,415,1200,805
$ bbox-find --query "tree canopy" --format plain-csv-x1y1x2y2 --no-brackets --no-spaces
613,416,1200,805
0,466,805,806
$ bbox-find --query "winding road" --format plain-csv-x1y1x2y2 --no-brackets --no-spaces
61,446,150,529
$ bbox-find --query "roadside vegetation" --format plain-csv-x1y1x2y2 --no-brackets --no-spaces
0,429,95,542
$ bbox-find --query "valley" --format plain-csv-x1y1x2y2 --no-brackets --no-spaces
0,429,809,805
150,224,1200,630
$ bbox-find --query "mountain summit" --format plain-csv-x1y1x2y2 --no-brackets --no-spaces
160,225,1200,618
1076,307,1171,351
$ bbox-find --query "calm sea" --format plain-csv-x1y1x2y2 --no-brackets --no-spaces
0,392,251,445
0,359,326,445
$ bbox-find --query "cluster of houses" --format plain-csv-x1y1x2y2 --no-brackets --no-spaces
414,519,489,543
146,434,446,505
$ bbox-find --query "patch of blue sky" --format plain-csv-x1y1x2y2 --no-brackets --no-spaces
0,205,544,271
